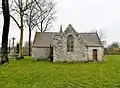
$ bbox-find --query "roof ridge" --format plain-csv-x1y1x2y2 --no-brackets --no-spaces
36,32,97,34
36,32,59,33
79,32,97,34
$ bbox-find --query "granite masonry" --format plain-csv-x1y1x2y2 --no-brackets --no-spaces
32,24,104,62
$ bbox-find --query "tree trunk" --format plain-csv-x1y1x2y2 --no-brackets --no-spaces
19,28,24,58
28,27,31,56
1,0,10,64
19,20,24,58
19,2,24,59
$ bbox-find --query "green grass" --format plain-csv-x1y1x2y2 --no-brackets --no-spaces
0,55,120,88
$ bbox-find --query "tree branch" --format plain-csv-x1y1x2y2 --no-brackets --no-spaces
10,15,21,29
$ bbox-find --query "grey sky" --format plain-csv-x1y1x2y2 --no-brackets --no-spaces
0,0,120,45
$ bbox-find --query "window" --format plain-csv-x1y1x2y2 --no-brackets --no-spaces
67,35,74,52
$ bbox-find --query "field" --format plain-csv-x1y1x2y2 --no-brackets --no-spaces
0,55,120,88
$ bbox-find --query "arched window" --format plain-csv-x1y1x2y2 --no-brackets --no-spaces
67,35,74,52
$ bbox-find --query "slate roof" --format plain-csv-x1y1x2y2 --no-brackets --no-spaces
80,33,103,47
33,32,58,47
33,32,103,47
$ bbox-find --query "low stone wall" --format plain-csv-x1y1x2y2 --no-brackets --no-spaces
32,47,50,60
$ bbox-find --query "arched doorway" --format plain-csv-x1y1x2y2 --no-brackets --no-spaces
93,49,97,61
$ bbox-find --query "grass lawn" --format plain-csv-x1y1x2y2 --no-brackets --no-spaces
0,55,120,88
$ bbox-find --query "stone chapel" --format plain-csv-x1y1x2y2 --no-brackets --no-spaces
32,24,104,62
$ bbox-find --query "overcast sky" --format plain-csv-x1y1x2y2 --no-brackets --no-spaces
0,0,120,45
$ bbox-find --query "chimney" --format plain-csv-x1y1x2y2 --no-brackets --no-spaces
59,25,63,33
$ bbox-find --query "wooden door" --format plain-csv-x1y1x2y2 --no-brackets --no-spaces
93,49,97,61
49,47,53,61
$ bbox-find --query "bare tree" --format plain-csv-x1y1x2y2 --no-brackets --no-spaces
98,29,107,47
10,0,56,58
98,29,107,41
34,0,57,32
25,0,39,56
25,0,57,56
101,40,107,48
0,0,10,64
109,42,120,48
10,0,34,58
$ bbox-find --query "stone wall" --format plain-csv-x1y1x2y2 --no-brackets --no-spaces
87,47,104,61
32,47,50,60
53,33,88,62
